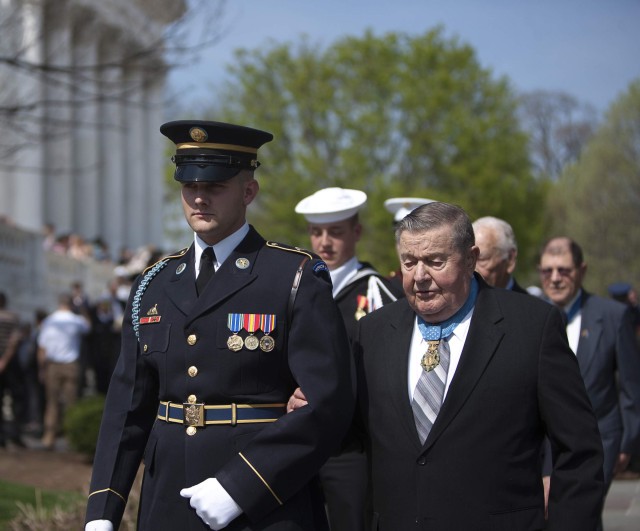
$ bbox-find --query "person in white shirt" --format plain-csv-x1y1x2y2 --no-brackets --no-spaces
37,292,90,449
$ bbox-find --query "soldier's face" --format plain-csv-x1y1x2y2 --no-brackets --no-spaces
181,173,258,245
308,218,361,270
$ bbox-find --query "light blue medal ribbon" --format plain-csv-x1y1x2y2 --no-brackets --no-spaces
564,292,582,324
418,276,478,371
227,313,244,351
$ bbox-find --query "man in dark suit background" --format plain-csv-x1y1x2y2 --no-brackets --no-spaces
293,187,403,531
472,215,528,293
85,121,354,531
352,202,603,530
538,236,640,528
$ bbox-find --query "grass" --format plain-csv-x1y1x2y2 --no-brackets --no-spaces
0,480,85,530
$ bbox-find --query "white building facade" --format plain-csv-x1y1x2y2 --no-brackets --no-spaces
0,0,186,254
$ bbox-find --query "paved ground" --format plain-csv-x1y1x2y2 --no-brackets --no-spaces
603,477,640,530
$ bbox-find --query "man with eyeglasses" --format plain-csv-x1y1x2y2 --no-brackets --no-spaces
538,236,640,531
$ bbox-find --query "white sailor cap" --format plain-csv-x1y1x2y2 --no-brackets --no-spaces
295,187,367,224
384,197,435,222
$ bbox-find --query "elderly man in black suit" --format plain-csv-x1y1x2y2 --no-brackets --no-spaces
539,236,640,530
85,121,354,531
354,202,603,530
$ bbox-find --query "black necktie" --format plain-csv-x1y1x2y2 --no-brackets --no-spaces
196,247,216,295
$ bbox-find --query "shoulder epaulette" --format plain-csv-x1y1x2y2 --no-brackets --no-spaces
141,248,188,275
265,241,313,261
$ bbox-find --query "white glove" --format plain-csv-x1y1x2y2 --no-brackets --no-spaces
180,477,243,530
85,521,113,531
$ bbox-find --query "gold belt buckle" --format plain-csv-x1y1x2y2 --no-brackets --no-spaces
183,402,205,427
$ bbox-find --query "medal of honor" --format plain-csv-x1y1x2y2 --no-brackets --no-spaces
259,314,276,352
243,314,259,350
227,313,244,352
420,340,441,372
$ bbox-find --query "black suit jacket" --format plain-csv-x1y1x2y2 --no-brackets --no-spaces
354,277,603,531
86,227,354,530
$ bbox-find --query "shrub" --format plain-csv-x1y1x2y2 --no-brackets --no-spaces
63,395,105,458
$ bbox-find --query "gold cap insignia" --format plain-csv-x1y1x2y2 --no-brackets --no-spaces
189,127,208,143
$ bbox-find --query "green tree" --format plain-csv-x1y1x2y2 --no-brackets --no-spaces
548,79,640,295
210,28,544,275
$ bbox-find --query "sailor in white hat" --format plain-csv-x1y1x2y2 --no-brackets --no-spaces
294,186,403,531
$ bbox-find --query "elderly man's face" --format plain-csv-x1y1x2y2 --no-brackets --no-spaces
398,225,478,323
474,227,515,289
538,250,585,307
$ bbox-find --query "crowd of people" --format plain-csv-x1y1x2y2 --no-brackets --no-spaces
1,118,638,531
0,277,130,451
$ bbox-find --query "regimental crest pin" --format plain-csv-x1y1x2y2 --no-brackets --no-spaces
176,263,186,275
147,304,158,316
235,257,250,269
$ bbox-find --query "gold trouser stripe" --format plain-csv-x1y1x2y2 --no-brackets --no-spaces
238,452,282,505
88,488,126,504
176,142,258,154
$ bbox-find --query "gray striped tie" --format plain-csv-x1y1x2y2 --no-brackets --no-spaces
412,339,451,444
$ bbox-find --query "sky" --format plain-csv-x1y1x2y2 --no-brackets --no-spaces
168,0,640,115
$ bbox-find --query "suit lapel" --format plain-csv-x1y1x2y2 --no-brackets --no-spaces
423,282,504,450
382,300,424,449
164,245,198,317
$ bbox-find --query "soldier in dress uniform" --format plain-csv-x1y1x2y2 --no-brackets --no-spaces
85,121,354,531
291,187,403,531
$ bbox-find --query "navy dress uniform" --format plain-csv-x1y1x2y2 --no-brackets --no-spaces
85,121,354,530
294,188,403,531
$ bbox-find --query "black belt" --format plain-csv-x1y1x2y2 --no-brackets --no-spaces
157,401,286,427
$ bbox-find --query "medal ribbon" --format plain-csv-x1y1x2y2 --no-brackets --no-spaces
227,313,243,334
260,314,276,334
418,276,479,341
243,313,259,334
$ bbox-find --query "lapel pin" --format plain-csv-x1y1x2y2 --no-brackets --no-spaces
176,263,186,275
235,258,250,269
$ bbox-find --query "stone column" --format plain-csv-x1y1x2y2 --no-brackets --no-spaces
144,72,167,248
42,0,74,234
71,7,101,241
97,35,126,260
121,56,147,249
0,0,45,232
